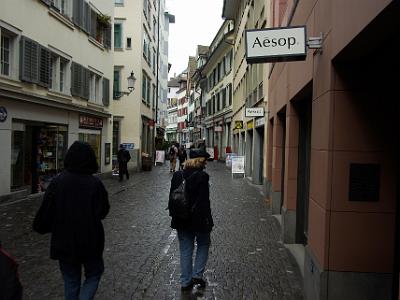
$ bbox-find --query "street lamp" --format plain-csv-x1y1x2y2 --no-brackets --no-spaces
114,71,136,98
127,71,136,93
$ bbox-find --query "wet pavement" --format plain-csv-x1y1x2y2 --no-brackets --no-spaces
0,162,303,300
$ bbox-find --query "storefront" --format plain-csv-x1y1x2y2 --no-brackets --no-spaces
0,96,111,199
11,120,68,193
78,115,103,167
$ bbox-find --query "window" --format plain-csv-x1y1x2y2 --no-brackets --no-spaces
0,35,10,76
115,0,123,5
143,30,151,61
0,27,18,78
113,68,121,99
59,58,67,92
51,0,72,18
143,0,149,18
225,50,232,74
114,23,122,49
227,84,232,106
142,71,151,105
153,17,157,39
152,48,156,74
126,37,132,49
89,72,101,104
49,52,70,94
152,84,156,109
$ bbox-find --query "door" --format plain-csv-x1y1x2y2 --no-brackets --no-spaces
296,98,312,244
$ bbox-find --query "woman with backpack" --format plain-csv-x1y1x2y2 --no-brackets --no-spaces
168,149,213,292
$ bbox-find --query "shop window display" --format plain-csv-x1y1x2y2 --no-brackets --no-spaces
79,133,101,169
36,126,67,192
11,123,67,194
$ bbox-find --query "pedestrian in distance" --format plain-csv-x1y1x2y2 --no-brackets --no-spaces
0,241,23,300
169,143,178,173
178,145,187,170
117,144,131,182
33,141,110,300
168,148,213,292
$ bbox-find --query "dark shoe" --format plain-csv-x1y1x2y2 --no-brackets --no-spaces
181,282,193,291
192,278,206,288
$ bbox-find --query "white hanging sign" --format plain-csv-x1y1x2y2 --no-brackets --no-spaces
245,26,306,63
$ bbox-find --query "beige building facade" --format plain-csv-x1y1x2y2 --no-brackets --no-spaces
0,0,114,198
223,0,269,184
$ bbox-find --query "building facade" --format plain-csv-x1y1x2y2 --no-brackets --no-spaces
223,0,268,184
113,0,172,169
0,0,114,198
264,0,399,299
166,76,179,142
201,20,234,161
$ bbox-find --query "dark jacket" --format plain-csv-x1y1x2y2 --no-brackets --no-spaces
117,148,131,164
33,141,110,263
0,245,22,300
169,167,213,232
178,148,187,163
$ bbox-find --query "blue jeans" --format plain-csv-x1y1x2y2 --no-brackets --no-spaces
177,229,211,287
59,257,104,300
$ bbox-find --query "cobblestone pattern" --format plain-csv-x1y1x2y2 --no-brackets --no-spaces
0,162,303,300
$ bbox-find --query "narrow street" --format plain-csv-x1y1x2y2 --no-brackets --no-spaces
0,162,303,300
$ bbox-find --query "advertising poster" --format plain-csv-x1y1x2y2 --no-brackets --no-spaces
206,147,214,160
155,150,165,164
232,156,245,174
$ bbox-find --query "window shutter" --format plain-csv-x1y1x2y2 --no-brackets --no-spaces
83,67,90,100
73,0,79,26
90,8,97,38
71,62,82,97
38,46,50,87
73,0,83,28
102,78,110,106
104,26,111,49
83,1,90,33
20,36,39,83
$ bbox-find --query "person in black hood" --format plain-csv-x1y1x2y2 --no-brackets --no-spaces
33,141,109,300
169,149,213,292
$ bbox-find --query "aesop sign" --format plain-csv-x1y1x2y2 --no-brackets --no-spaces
245,26,306,63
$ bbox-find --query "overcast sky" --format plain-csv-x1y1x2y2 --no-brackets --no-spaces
166,0,224,79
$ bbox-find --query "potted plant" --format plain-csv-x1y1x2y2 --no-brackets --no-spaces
97,14,111,28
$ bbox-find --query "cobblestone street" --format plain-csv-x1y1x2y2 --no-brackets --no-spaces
0,162,303,300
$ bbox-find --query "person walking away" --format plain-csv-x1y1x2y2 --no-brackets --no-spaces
168,149,213,291
0,241,23,300
33,141,110,300
178,145,187,170
169,144,178,173
117,144,131,182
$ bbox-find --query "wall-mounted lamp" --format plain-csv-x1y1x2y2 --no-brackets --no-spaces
114,71,136,98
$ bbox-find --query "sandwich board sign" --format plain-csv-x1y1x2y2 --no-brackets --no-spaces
231,155,245,178
245,26,306,63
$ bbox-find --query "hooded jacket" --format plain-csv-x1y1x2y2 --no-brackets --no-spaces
33,141,109,263
169,158,213,232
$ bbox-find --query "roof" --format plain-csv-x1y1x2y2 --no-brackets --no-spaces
197,45,209,56
168,77,180,87
188,56,197,79
222,0,240,19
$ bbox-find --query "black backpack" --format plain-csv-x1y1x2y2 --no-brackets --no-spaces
169,147,175,156
168,171,197,219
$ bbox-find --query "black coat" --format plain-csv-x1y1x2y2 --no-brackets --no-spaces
0,246,22,300
33,141,110,263
117,148,131,165
169,168,213,232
